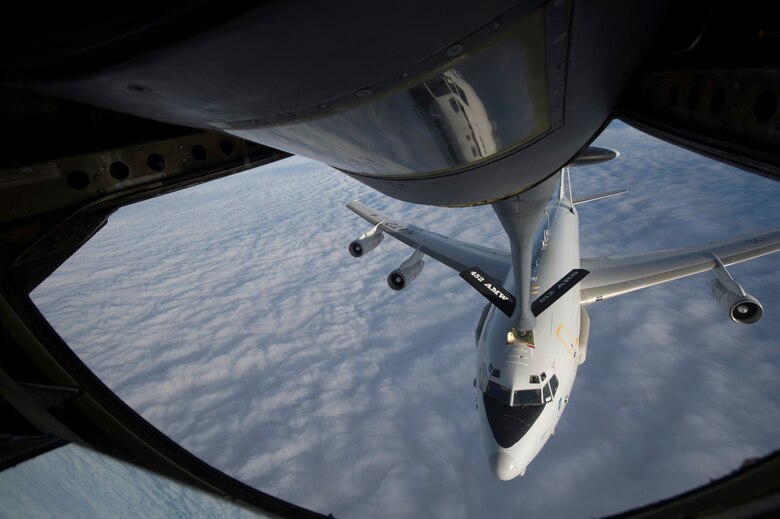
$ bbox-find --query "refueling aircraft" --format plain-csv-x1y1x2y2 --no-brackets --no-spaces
347,148,780,480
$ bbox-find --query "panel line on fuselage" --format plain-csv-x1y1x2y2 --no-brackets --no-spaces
555,324,577,359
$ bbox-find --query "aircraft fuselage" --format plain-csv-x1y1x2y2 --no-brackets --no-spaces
475,170,582,479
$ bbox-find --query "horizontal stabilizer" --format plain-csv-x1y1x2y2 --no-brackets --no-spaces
572,188,627,206
568,146,619,167
460,267,516,317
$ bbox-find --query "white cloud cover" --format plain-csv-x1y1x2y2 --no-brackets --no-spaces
10,121,780,518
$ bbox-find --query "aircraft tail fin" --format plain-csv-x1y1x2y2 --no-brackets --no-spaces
572,188,627,206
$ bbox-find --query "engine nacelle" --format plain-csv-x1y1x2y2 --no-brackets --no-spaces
387,249,425,291
349,224,384,257
710,279,763,324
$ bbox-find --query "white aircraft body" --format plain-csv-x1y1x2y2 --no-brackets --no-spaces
347,149,780,480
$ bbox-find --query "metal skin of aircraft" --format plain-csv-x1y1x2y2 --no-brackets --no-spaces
347,150,780,481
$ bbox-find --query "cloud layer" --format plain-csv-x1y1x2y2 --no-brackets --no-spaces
15,121,780,518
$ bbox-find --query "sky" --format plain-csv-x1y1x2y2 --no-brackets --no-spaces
3,120,780,518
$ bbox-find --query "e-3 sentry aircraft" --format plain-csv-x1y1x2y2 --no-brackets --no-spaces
347,147,780,481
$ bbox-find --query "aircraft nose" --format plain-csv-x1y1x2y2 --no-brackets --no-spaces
488,452,522,480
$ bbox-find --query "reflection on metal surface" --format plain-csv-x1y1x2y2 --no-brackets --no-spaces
232,9,550,178
409,70,499,166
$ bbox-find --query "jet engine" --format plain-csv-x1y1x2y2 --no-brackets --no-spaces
710,256,763,324
387,249,425,291
710,279,763,324
349,224,384,257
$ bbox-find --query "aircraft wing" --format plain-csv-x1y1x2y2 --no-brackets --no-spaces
347,200,511,281
580,228,780,304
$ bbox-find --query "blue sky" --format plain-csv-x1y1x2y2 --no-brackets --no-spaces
5,120,780,518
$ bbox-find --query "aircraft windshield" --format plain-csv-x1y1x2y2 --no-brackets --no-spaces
485,381,545,407
485,380,513,406
514,389,543,406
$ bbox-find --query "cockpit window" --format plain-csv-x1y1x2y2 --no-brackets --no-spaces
478,363,488,391
427,76,451,97
540,372,547,382
485,381,513,406
485,382,547,407
455,84,469,105
543,383,552,403
550,374,559,396
529,375,540,384
491,368,502,378
513,388,543,406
